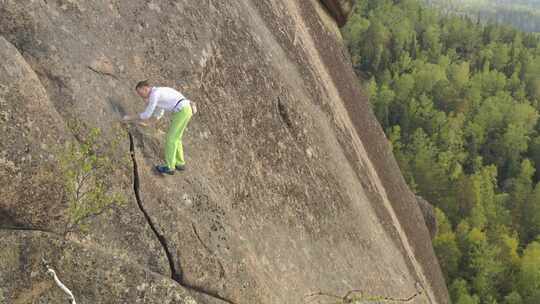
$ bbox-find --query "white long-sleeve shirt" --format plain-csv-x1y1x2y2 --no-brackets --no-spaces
139,87,190,120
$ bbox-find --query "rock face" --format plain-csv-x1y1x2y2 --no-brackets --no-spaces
319,0,354,27
0,1,449,304
416,196,438,240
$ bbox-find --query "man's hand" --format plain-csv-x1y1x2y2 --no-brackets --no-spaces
122,115,138,123
122,114,157,127
139,116,160,127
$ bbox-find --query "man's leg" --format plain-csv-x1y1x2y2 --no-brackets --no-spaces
175,106,193,166
165,106,192,170
165,112,183,170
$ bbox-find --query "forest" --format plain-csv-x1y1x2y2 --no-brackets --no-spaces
424,0,540,32
343,0,540,303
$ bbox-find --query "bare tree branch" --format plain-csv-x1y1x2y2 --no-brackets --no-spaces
304,284,424,304
42,258,77,304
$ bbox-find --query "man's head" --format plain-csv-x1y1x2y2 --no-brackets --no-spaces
135,80,152,99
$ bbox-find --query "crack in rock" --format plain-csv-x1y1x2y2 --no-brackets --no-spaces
192,222,226,279
128,132,183,283
0,226,61,236
86,66,118,80
276,96,293,129
127,132,236,304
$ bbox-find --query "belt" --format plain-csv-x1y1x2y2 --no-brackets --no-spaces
172,98,186,112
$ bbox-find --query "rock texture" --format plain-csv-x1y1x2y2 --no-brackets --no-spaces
0,1,449,304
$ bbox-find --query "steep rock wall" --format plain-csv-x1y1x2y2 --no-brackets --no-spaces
319,0,354,27
0,1,449,304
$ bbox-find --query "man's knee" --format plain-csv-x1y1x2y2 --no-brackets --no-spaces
166,134,178,143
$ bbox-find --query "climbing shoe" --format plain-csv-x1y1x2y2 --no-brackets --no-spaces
155,165,174,175
175,164,186,171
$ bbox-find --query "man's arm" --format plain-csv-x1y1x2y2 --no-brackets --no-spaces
139,92,159,120
123,92,160,124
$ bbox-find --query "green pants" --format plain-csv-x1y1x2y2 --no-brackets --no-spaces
165,105,192,169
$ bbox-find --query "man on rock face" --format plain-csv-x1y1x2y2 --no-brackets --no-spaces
123,80,193,175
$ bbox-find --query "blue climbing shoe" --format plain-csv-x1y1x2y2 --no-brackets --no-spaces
155,165,174,175
175,164,186,171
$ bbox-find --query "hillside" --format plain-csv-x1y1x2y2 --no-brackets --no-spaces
424,0,540,32
343,1,540,303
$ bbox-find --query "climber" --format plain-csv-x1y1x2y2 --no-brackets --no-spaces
122,80,193,175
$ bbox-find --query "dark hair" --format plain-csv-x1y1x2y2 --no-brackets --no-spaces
135,80,151,90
